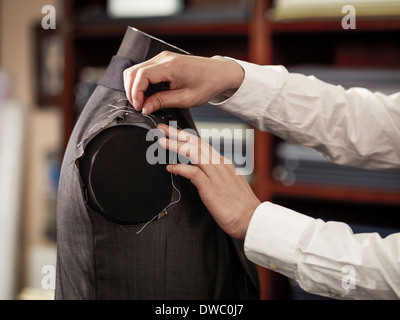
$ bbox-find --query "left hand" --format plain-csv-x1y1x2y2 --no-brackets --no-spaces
157,124,260,240
123,51,244,114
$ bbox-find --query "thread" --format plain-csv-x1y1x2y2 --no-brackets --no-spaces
136,171,181,234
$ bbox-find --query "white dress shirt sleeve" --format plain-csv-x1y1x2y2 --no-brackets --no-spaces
212,59,400,170
210,60,400,299
246,202,400,299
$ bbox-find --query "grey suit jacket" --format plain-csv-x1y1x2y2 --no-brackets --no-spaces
55,27,259,300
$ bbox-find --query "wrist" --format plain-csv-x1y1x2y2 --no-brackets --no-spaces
210,56,244,96
231,200,260,240
241,201,260,239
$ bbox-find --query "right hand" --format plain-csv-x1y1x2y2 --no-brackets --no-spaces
157,123,261,240
123,51,244,114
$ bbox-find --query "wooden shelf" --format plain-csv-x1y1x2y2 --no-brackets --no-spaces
73,21,249,38
270,18,400,33
270,181,400,205
71,10,250,38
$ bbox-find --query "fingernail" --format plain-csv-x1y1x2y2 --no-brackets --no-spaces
142,104,152,115
158,137,167,147
157,123,168,131
130,100,140,112
166,164,176,172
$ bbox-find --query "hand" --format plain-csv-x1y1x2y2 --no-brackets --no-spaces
157,124,261,240
123,51,244,114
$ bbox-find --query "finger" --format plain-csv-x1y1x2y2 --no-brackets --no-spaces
123,67,135,107
123,62,148,111
158,124,194,142
123,59,156,109
158,124,212,164
158,137,193,161
166,164,210,194
130,71,149,112
131,66,172,113
158,125,203,164
143,89,191,114
158,137,184,153
158,127,221,180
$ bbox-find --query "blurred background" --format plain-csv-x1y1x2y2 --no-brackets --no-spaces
0,0,399,300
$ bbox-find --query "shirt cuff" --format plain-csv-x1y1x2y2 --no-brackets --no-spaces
209,59,288,131
244,202,314,278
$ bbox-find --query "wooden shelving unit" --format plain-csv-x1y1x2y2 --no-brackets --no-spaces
61,0,400,300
